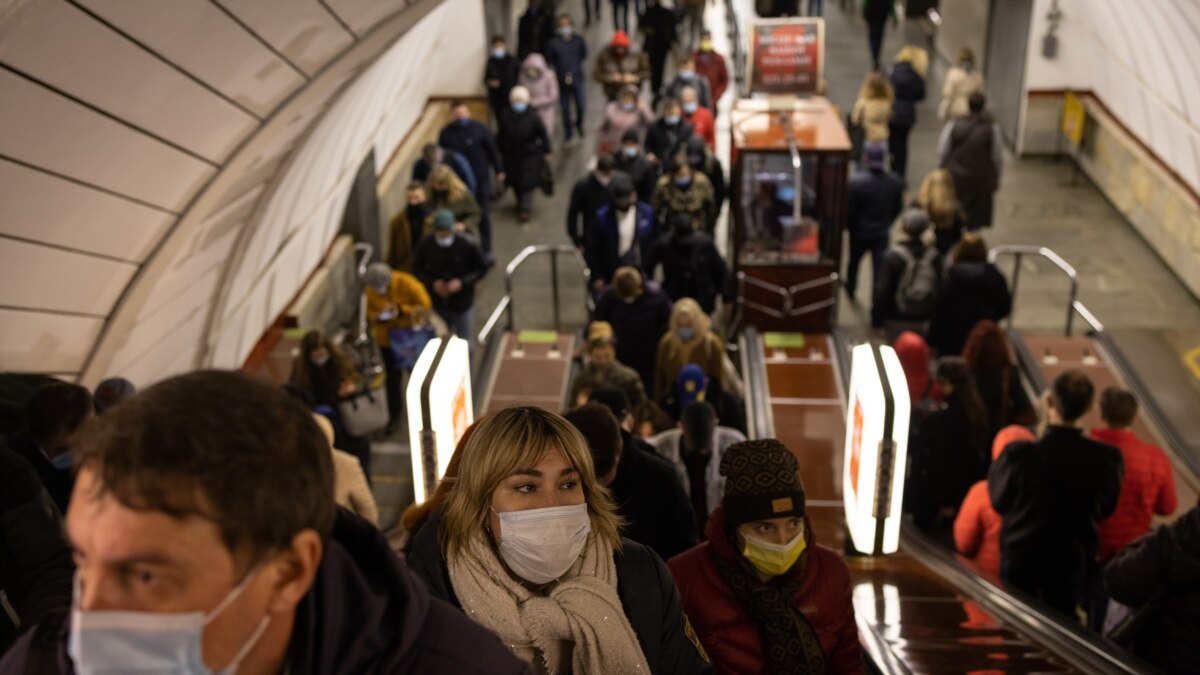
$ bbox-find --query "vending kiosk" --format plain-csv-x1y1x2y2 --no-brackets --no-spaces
731,18,852,333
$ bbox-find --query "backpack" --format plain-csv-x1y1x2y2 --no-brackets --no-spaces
892,245,939,316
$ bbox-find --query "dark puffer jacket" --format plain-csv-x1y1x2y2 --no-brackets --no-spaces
405,508,712,675
666,508,862,675
1105,505,1200,674
0,509,534,675
927,261,1011,356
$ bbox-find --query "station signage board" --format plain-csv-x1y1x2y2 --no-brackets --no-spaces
843,343,910,555
747,18,825,96
407,336,473,503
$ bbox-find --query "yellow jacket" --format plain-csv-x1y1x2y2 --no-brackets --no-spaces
366,271,432,346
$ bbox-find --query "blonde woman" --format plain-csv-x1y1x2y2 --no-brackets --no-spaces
405,407,710,674
940,48,984,121
653,298,725,400
887,45,928,179
427,163,483,235
918,169,967,255
850,72,894,145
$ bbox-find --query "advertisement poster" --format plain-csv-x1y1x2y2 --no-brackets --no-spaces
747,18,824,96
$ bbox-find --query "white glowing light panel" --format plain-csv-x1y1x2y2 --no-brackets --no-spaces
406,336,473,504
843,343,910,555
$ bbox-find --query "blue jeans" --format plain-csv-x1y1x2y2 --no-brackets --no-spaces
560,81,585,139
436,307,475,341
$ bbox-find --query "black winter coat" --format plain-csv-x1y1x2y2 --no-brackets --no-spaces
405,507,712,675
517,7,553,58
906,391,990,534
500,108,551,194
593,281,674,392
610,431,701,560
927,261,1011,356
439,119,503,197
567,173,619,247
0,447,72,654
1105,505,1200,674
0,509,535,675
412,234,489,312
989,427,1123,569
888,62,926,129
847,168,904,238
645,119,695,165
645,229,728,314
613,150,659,200
485,54,520,111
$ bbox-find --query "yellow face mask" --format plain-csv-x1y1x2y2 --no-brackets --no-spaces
741,529,807,578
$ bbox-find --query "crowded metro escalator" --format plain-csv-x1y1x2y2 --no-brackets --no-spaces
4,1,1200,674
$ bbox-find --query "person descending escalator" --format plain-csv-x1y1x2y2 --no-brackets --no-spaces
644,212,728,315
926,233,1011,356
500,86,553,224
668,439,863,674
612,128,660,200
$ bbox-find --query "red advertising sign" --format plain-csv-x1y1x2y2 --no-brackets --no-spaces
747,18,824,96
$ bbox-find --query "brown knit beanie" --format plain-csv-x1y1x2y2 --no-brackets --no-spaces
719,439,806,525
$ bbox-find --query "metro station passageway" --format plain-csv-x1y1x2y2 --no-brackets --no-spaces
3,1,1200,673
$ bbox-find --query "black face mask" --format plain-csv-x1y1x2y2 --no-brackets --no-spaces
433,189,449,200
407,202,430,219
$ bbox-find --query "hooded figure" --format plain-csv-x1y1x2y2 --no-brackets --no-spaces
517,52,559,140
667,440,862,674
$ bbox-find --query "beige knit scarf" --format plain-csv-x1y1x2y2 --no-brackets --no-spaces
448,529,650,674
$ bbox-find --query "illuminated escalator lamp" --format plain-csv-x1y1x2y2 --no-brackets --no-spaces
842,343,910,555
407,336,474,504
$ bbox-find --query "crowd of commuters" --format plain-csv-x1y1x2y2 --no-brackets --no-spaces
3,4,1197,675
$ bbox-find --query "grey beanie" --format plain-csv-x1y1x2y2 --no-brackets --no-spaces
364,262,392,288
901,207,931,236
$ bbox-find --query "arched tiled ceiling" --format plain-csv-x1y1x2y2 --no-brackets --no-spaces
0,0,483,385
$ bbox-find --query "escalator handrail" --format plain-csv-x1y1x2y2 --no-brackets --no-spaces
989,244,1081,336
740,327,773,441
901,524,1150,675
477,245,592,346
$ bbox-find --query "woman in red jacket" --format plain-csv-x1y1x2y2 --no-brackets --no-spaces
667,439,862,674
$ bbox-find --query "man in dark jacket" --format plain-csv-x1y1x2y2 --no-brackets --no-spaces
639,0,678,100
9,382,92,514
845,141,904,298
645,212,729,314
0,372,532,675
989,370,1124,617
593,266,674,393
545,14,588,143
484,35,520,131
683,136,727,213
517,0,553,58
412,209,489,340
887,56,926,179
612,128,659,200
1105,504,1200,674
644,98,695,166
937,93,1004,229
587,387,700,560
567,156,620,249
439,101,504,259
872,207,940,334
0,446,72,654
587,176,657,289
411,143,477,195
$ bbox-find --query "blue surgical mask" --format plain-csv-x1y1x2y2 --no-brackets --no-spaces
664,115,681,125
683,102,698,114
621,102,636,112
558,26,573,37
622,146,639,158
491,48,506,58
677,327,696,341
69,569,269,675
679,70,696,80
51,451,73,470
511,101,529,113
436,235,455,248
674,176,692,188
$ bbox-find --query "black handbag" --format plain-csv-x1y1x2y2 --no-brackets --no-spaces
539,163,555,196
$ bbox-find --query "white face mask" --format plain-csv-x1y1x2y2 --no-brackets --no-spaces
493,503,591,584
69,568,270,675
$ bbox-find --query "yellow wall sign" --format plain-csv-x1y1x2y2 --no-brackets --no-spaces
1061,91,1086,148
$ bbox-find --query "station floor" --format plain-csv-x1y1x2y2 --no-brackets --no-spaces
373,1,1200,532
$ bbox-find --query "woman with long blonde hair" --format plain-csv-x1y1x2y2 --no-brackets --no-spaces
427,163,483,235
887,45,928,179
850,71,894,147
918,168,966,255
653,298,726,400
404,406,709,673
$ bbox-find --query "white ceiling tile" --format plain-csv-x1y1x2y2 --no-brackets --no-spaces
108,307,208,383
0,159,172,262
215,0,354,76
0,70,215,210
323,0,407,35
0,1,257,163
0,238,138,315
0,309,104,373
78,0,306,117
